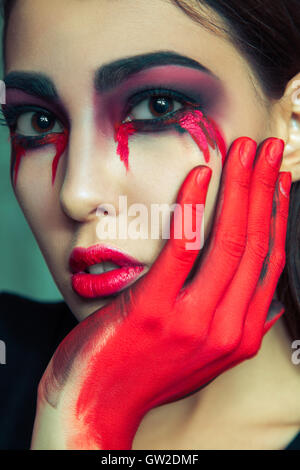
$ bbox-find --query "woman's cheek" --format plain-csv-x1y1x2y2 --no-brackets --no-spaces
12,147,59,231
113,108,226,233
11,108,226,248
114,124,223,248
10,131,68,188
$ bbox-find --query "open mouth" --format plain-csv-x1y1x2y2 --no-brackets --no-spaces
69,244,145,298
84,261,121,275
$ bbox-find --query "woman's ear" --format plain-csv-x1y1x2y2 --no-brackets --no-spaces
274,72,300,182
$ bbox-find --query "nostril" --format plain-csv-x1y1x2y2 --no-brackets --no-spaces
97,205,111,216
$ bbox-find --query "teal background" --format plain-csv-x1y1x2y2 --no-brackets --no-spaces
0,16,62,301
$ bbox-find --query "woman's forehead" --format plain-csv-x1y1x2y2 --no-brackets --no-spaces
4,0,266,126
5,0,234,73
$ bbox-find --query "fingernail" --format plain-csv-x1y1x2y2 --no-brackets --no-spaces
266,139,284,168
239,138,257,169
196,166,212,185
279,172,292,198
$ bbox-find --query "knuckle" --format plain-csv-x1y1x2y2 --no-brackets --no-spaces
168,306,209,346
216,329,242,355
247,231,269,260
270,249,286,272
231,177,250,191
242,339,261,360
255,173,276,192
172,240,197,265
218,231,246,259
276,205,289,223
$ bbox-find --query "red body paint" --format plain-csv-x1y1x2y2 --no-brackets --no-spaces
50,131,69,184
34,138,289,450
114,109,227,171
11,130,68,186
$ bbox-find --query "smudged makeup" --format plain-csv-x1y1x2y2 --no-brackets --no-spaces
0,52,228,185
1,98,226,186
114,108,226,171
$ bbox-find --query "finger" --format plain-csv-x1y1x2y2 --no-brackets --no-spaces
139,165,212,302
244,171,291,344
206,138,285,341
187,174,289,389
185,136,257,315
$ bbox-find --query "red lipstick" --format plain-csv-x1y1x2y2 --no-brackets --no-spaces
69,244,145,298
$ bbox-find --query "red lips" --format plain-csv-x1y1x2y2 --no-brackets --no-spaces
69,244,145,298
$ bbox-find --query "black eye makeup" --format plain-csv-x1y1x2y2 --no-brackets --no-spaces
0,105,64,134
0,83,207,150
121,86,206,131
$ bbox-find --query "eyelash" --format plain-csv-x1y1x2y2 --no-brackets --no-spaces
122,87,205,131
0,88,205,149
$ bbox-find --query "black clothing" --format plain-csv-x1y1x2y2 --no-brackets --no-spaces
0,291,299,450
0,291,77,449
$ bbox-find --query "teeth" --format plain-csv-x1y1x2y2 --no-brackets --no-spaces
86,262,120,274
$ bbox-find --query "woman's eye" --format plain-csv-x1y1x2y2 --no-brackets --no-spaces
127,94,184,121
15,110,64,136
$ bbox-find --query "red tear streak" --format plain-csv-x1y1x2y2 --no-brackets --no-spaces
114,110,227,172
11,139,26,187
51,132,68,185
114,121,138,171
209,117,227,166
11,130,68,187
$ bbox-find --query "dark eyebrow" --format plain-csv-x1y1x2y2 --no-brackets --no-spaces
3,51,218,100
3,71,59,101
94,51,218,93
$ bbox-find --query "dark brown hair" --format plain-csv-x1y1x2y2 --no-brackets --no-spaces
2,0,300,339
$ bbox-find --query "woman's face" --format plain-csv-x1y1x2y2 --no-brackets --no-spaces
4,0,276,321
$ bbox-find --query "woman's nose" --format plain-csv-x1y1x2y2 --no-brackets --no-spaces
59,123,123,222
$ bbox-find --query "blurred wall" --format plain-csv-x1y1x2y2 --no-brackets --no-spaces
0,16,62,301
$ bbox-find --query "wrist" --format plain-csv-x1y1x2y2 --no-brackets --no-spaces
32,378,150,450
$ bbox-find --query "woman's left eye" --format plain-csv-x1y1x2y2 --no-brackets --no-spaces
127,94,183,121
124,89,197,123
15,110,64,136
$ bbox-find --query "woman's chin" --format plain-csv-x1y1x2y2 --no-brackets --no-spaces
61,288,117,322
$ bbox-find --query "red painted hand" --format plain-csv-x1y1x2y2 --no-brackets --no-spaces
34,136,291,450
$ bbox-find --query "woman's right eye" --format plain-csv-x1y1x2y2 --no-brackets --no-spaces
0,105,65,138
14,110,64,136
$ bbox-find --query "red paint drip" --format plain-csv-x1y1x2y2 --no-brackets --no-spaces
178,110,215,163
51,131,68,185
10,130,68,186
114,121,138,171
208,117,227,166
11,137,26,187
114,109,227,171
